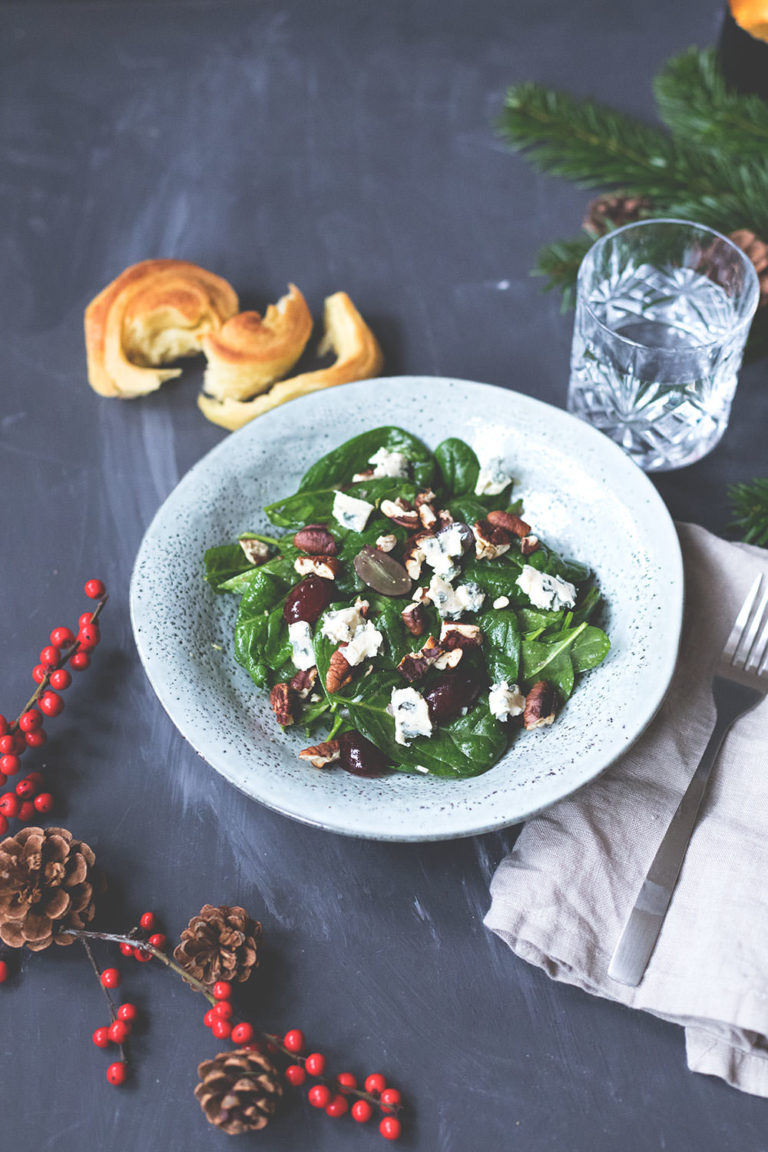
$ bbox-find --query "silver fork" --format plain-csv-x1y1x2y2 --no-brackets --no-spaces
608,574,768,987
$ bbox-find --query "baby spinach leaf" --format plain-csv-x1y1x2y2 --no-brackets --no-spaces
233,565,296,685
477,608,520,684
344,673,506,779
297,427,434,491
463,555,526,602
434,438,480,498
520,621,591,698
264,478,418,530
570,625,610,673
517,607,566,634
204,545,255,593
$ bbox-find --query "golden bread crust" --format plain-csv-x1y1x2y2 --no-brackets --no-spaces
198,291,384,430
84,259,239,398
201,284,313,401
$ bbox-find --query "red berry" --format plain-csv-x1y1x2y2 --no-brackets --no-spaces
120,942,134,957
284,1064,306,1086
212,980,232,1001
231,1022,254,1045
379,1116,402,1140
77,624,100,651
50,627,76,647
212,1001,233,1020
147,933,166,950
39,645,61,668
0,815,7,836
12,733,25,755
0,716,7,736
49,669,71,691
0,736,15,755
336,1072,357,1092
139,912,156,931
380,1088,402,1110
283,1029,305,1053
133,947,152,962
0,755,21,777
32,664,47,684
70,652,90,671
24,730,46,748
92,1026,111,1048
308,1084,332,1109
78,612,93,630
100,968,121,989
352,1100,373,1123
85,579,106,599
108,1019,131,1044
33,793,54,814
305,1052,326,1077
364,1073,387,1096
0,793,20,818
19,710,42,732
17,800,35,822
0,960,9,983
39,691,64,717
117,1003,137,1022
212,1018,232,1040
106,1062,127,1086
16,778,37,799
203,1009,216,1028
325,1093,349,1118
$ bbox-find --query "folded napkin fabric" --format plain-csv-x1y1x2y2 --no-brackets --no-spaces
485,523,768,1096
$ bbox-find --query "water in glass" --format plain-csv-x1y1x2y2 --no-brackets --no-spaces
569,260,747,471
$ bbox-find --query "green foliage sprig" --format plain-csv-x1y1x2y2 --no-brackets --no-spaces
729,479,768,547
499,47,768,305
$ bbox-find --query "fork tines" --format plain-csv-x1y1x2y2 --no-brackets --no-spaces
723,574,768,678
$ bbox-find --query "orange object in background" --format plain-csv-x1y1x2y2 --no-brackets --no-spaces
729,0,768,41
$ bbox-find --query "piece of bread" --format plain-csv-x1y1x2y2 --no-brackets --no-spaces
201,284,313,402
198,291,384,431
84,259,239,398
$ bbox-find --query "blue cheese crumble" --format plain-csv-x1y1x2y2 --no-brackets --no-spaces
332,490,374,532
288,621,315,671
475,457,512,496
489,681,525,722
390,686,433,745
515,564,576,611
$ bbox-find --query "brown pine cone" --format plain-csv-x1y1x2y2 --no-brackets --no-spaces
0,827,100,951
729,229,768,307
583,194,653,238
195,1048,283,1135
173,904,261,987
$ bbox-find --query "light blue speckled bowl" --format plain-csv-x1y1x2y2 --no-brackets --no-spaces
130,377,683,840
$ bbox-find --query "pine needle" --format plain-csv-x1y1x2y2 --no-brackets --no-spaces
729,479,768,547
654,47,768,159
531,236,593,310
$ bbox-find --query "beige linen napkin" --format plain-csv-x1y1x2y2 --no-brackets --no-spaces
485,522,768,1096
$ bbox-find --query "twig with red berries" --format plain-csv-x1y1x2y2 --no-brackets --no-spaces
0,578,107,832
54,911,405,1140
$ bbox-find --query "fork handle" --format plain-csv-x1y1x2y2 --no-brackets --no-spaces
607,691,750,987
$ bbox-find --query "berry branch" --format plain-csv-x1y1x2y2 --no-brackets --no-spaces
62,921,403,1136
0,579,108,831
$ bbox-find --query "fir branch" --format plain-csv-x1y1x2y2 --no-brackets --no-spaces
531,236,592,310
498,84,678,194
729,478,768,547
654,47,768,159
498,76,768,237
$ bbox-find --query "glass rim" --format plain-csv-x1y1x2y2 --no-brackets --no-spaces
577,217,761,354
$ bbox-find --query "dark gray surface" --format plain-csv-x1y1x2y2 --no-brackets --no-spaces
2,2,767,1150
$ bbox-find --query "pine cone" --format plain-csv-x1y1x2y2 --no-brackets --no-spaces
174,904,261,987
0,827,100,951
729,229,768,307
195,1048,283,1135
583,194,653,238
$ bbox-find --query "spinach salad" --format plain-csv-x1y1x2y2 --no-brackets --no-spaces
203,427,610,780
